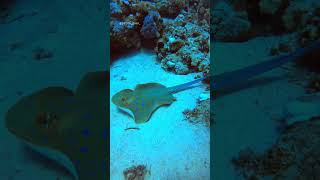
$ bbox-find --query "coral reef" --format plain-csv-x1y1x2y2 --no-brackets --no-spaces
156,11,210,74
183,99,210,126
214,0,320,43
211,1,251,41
123,165,149,180
110,0,158,54
140,10,161,40
110,0,210,75
282,0,320,33
259,0,286,15
156,0,187,18
110,0,180,54
232,116,320,179
225,0,287,35
110,16,141,54
110,1,123,19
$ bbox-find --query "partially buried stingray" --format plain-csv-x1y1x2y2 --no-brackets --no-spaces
5,41,320,180
5,71,109,180
112,40,320,124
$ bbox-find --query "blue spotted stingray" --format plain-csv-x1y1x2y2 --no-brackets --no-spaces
5,71,108,180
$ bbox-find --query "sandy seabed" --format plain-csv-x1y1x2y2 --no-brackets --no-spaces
110,51,210,179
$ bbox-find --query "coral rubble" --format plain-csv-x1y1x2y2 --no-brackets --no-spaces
232,116,320,179
123,165,149,180
211,1,251,42
156,11,210,74
183,99,210,126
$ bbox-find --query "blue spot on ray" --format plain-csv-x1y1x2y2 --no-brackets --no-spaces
80,146,88,153
83,113,93,121
42,137,49,144
81,129,90,137
102,130,107,140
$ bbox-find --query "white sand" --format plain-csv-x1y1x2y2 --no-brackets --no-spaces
212,37,305,179
0,0,105,179
110,50,210,179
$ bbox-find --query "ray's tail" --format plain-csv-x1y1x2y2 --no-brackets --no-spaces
212,40,320,91
168,75,210,93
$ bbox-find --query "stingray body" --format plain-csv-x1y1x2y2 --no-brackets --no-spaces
5,71,109,180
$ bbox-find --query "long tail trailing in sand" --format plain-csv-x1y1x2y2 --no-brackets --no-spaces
212,41,320,91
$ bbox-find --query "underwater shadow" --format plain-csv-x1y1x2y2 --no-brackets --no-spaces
116,104,171,124
117,107,134,119
110,48,139,63
214,76,285,98
110,48,156,64
21,144,71,177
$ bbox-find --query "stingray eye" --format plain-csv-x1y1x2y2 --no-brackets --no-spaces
121,98,126,102
35,112,59,134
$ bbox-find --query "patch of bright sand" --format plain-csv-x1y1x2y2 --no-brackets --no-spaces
110,50,210,179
